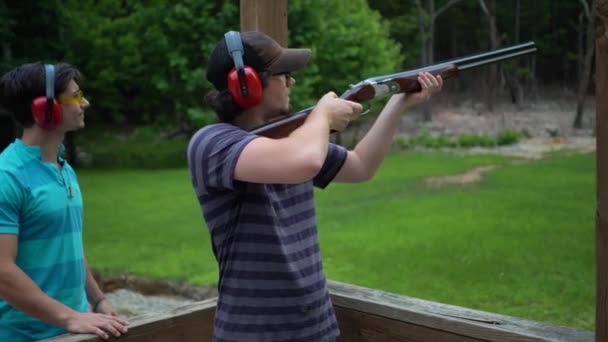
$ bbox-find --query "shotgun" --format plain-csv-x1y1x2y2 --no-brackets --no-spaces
250,41,537,138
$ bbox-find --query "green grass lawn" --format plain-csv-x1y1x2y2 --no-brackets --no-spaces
78,151,595,330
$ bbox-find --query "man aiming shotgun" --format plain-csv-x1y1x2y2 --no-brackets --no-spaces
187,30,442,342
187,31,535,342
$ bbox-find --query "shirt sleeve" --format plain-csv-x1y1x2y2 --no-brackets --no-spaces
188,124,259,194
313,143,348,189
0,171,23,235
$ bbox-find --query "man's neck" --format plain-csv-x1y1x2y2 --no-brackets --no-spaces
21,127,65,164
234,106,285,131
234,107,266,131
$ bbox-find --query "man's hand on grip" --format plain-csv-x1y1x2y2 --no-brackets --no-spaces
315,92,363,132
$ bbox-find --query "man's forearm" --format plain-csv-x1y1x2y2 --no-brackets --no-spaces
84,259,105,308
352,94,408,175
0,262,75,328
288,106,331,166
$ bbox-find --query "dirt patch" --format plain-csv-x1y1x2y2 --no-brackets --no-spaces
423,137,595,186
426,165,497,186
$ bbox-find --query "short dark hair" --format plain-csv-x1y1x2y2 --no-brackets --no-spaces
0,62,82,151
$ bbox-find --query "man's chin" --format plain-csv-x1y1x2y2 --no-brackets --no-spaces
278,105,292,116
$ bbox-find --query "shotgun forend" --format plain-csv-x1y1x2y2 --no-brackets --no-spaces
250,41,537,138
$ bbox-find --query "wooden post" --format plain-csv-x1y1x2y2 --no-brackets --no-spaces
597,1,608,341
240,0,288,47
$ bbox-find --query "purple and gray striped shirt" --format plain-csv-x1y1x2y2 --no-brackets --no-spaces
187,123,347,342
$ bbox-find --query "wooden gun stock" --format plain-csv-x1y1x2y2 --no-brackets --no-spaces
250,41,537,138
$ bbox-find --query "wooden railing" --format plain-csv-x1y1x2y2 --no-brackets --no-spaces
45,281,592,342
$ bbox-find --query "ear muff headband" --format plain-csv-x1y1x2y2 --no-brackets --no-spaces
31,64,62,129
44,64,55,123
224,31,263,109
224,31,249,97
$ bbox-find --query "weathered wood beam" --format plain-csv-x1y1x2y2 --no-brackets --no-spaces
327,281,593,342
46,282,594,342
240,0,288,47
596,1,608,341
41,299,217,342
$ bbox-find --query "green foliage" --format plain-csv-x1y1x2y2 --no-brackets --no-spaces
0,0,593,131
496,129,521,145
0,1,63,71
367,0,423,68
60,0,237,127
288,0,403,109
0,0,398,130
395,128,521,150
75,125,189,169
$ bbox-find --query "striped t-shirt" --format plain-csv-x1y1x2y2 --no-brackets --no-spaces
188,123,347,342
0,139,87,341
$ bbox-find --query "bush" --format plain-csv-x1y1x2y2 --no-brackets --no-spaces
394,128,521,150
457,134,481,147
75,125,189,169
497,129,521,145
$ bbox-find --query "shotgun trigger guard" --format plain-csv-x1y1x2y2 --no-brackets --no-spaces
360,102,371,116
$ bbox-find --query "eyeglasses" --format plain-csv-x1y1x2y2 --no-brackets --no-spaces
273,72,292,84
59,90,85,105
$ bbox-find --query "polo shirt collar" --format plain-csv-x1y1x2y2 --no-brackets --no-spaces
14,138,67,163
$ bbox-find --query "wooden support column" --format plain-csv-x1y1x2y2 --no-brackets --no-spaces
597,1,608,341
240,0,288,47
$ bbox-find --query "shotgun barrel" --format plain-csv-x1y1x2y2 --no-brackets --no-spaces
250,41,537,137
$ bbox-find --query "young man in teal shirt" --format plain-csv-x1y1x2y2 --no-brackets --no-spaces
0,63,128,341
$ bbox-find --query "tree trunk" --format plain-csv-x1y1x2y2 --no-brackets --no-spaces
595,1,608,341
574,0,597,129
578,12,585,79
503,0,524,108
415,0,428,66
514,0,520,43
416,0,464,122
423,0,433,122
478,0,500,112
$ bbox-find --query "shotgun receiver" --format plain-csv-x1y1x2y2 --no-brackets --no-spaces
250,41,537,138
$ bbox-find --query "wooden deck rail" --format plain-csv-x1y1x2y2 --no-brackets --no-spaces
45,281,592,342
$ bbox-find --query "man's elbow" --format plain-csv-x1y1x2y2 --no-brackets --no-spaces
0,261,17,287
295,152,325,182
357,168,376,182
345,167,376,183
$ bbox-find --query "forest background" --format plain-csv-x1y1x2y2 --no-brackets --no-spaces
0,0,597,167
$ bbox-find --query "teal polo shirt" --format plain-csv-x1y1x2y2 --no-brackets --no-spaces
0,139,87,341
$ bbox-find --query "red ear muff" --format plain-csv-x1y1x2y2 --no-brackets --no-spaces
224,31,263,109
227,65,263,109
32,97,62,130
31,64,62,130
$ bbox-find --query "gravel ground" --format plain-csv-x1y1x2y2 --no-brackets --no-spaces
95,273,216,318
400,89,596,139
105,289,195,318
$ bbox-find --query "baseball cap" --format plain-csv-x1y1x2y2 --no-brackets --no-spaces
206,31,311,91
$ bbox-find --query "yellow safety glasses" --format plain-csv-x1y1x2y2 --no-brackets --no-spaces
59,90,85,105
